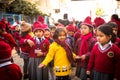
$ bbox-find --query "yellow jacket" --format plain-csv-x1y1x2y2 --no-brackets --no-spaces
42,42,72,76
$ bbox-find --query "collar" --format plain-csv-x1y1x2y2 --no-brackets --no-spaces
34,36,45,44
98,41,112,51
0,61,12,68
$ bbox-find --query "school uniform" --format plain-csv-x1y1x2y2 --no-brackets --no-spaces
87,41,120,80
114,37,120,48
28,36,50,80
19,32,34,79
45,37,55,80
20,32,34,59
66,35,75,52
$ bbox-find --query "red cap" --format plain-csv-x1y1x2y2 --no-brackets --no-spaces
0,41,12,63
37,16,44,23
81,16,93,27
66,24,75,32
33,21,45,32
94,17,105,27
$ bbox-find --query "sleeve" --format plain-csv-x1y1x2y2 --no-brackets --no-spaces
42,43,56,66
87,46,96,71
19,38,28,46
114,45,120,79
43,40,50,55
74,38,80,54
85,37,97,57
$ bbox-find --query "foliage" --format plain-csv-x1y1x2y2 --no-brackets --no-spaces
6,0,44,17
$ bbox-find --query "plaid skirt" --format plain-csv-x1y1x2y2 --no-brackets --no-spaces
92,70,114,80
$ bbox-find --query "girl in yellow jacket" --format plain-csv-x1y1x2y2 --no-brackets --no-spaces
39,28,78,80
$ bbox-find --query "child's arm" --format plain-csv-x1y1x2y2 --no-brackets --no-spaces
38,43,55,67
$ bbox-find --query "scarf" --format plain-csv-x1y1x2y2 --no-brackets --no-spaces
54,39,75,64
79,32,93,56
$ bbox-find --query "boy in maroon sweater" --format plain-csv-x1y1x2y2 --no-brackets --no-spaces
28,21,50,80
87,24,120,80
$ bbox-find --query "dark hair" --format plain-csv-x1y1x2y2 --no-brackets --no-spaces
97,24,116,43
53,28,75,64
58,19,63,24
105,22,118,28
21,30,30,37
111,14,120,21
53,28,66,39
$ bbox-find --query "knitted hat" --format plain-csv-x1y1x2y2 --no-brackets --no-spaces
0,22,6,29
33,21,45,32
21,22,31,32
0,41,12,63
94,17,105,27
66,24,75,32
81,16,93,27
43,23,50,31
37,16,44,23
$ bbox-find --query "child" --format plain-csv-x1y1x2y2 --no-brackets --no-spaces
50,25,57,37
110,14,120,38
20,22,34,80
12,24,21,54
66,24,76,52
74,16,97,80
39,28,77,80
105,22,120,48
1,18,12,34
0,22,17,49
87,24,120,80
44,27,55,80
44,28,54,43
0,41,22,80
28,22,50,80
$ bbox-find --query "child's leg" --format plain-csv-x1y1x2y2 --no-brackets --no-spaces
23,58,29,79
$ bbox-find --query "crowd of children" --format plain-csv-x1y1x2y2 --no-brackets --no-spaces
0,14,120,80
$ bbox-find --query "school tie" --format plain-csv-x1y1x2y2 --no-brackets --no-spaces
39,38,42,43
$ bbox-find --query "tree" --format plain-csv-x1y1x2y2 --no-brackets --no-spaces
6,0,44,17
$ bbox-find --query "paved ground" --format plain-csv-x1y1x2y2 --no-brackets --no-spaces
12,49,80,80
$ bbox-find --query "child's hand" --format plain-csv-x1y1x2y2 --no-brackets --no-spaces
36,52,44,57
27,39,34,47
75,55,81,59
86,71,91,80
81,55,86,60
86,70,90,75
38,64,45,68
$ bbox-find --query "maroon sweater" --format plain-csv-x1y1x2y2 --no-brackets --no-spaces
20,34,33,53
29,38,50,58
87,43,120,78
